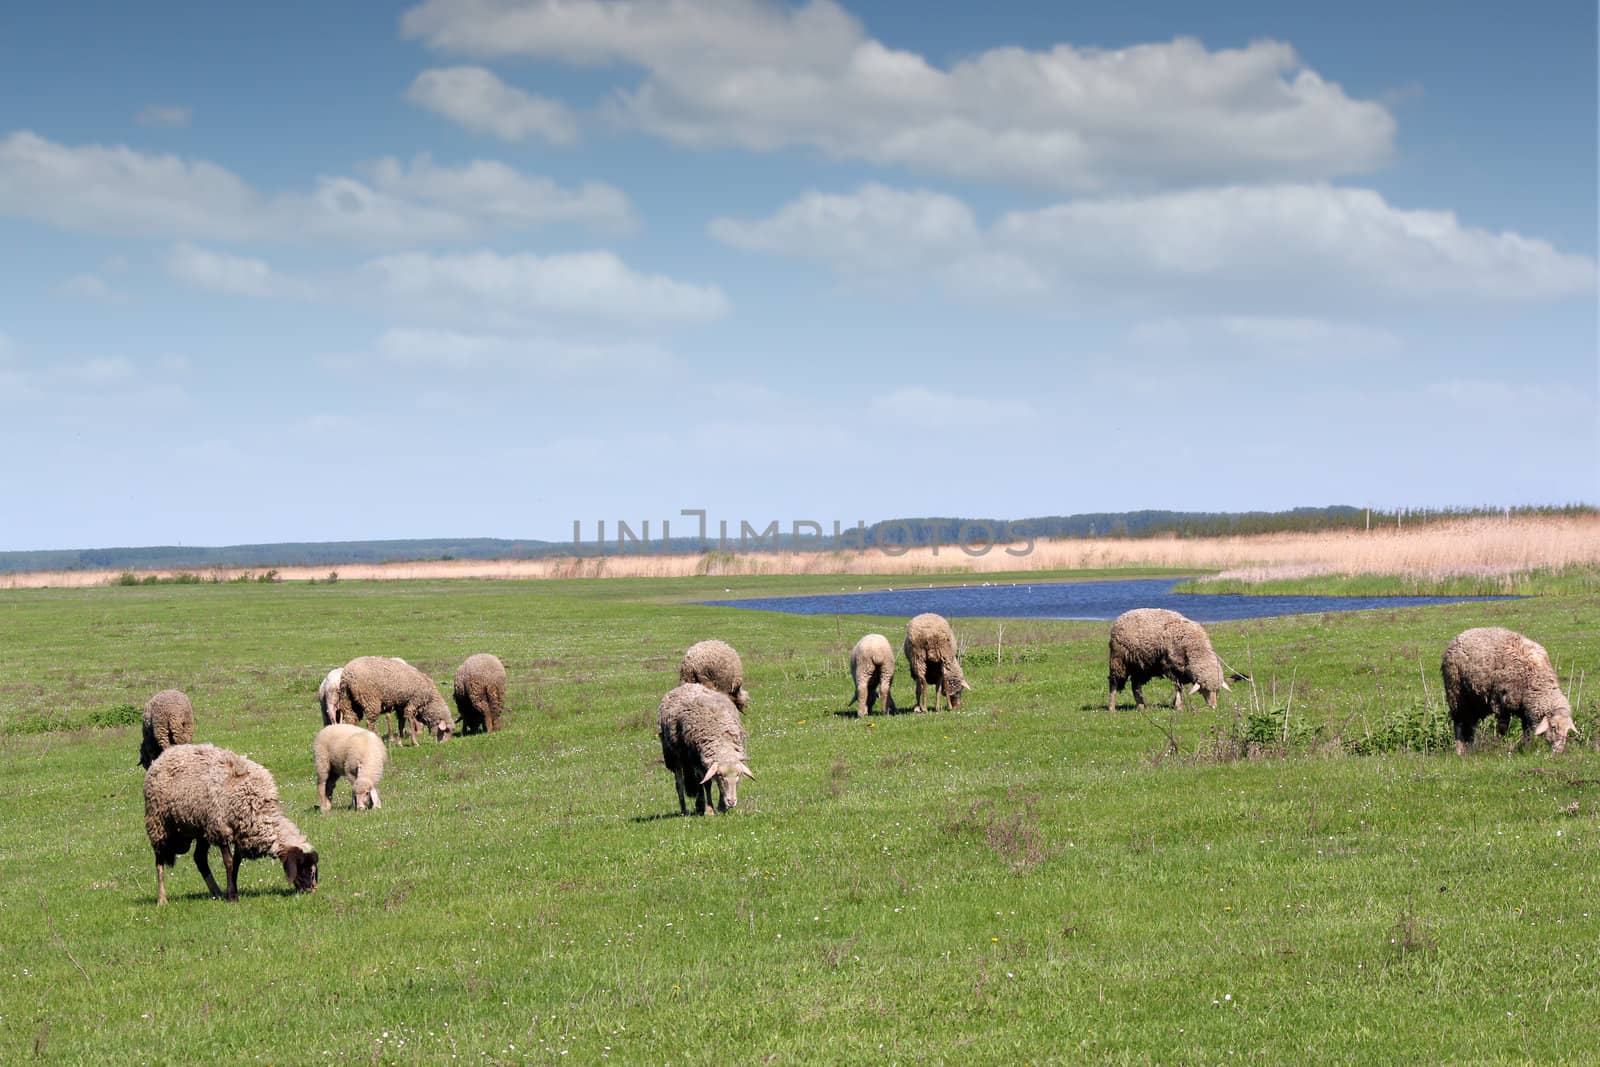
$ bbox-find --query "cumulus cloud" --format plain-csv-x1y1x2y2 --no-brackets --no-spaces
369,153,633,233
710,183,976,273
409,66,577,142
711,183,1597,311
55,273,131,305
869,386,1033,427
402,0,1396,190
375,327,675,374
136,105,192,129
364,249,730,325
166,243,315,299
0,131,632,244
1127,316,1404,361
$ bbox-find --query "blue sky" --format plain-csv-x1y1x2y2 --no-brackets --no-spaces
0,0,1594,550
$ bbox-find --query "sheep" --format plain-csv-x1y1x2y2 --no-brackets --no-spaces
848,633,896,717
453,653,507,734
1441,627,1576,756
319,658,408,726
338,656,453,746
318,669,345,726
679,640,751,713
1108,608,1231,712
903,613,971,713
313,724,387,811
139,689,195,769
143,743,318,905
657,682,754,815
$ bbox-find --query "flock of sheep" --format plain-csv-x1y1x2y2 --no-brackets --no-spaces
134,602,1577,905
137,652,506,904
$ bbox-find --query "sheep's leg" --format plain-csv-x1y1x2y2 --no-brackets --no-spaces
1108,673,1123,712
1131,677,1147,711
880,676,895,715
1454,716,1476,757
219,843,239,903
855,673,870,717
673,770,688,815
155,861,168,906
912,673,926,713
193,842,225,899
317,769,335,813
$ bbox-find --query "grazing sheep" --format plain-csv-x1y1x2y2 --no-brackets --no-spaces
139,689,195,769
339,656,453,746
313,724,387,811
1441,627,1576,756
903,613,971,713
658,683,754,815
453,653,507,734
318,669,345,726
1108,608,1231,712
679,639,750,713
143,743,318,905
319,658,408,726
848,633,896,717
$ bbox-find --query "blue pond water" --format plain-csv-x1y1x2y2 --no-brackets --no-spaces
700,577,1516,623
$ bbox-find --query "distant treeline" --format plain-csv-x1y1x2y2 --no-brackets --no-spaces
1,504,1590,575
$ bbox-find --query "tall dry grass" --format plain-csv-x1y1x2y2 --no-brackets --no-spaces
4,514,1597,590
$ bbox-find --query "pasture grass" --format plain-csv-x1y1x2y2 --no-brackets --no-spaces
1177,566,1600,598
1,573,1598,1063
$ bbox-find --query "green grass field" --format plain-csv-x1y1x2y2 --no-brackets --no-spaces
2,573,1597,1063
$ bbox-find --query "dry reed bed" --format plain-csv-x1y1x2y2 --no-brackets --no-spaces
3,515,1596,590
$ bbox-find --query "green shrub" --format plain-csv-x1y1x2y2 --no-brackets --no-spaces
84,703,143,729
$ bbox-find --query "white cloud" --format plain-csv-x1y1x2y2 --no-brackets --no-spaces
136,105,192,129
869,385,1034,427
0,131,631,244
54,357,136,388
710,183,976,273
364,249,730,325
711,183,1597,311
402,0,1396,190
408,66,577,143
1424,378,1588,417
1127,316,1403,361
54,273,131,305
369,153,632,233
167,243,315,299
375,327,675,374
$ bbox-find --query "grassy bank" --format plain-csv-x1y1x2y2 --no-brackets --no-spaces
1,573,1597,1062
1176,566,1600,598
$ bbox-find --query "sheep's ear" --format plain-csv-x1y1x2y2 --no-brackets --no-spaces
1220,679,1233,692
962,679,974,692
1186,683,1201,695
736,761,755,781
699,763,720,785
1534,718,1550,736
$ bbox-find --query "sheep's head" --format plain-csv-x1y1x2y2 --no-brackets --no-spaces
280,845,319,893
732,685,751,713
1533,697,1576,754
1188,654,1230,708
422,695,454,742
700,759,755,810
941,662,973,708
